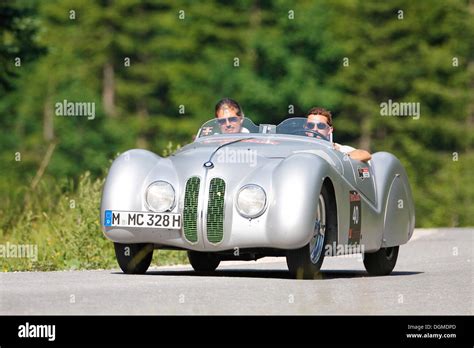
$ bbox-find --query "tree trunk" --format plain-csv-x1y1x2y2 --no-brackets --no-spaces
248,0,261,69
43,95,54,142
359,115,372,151
136,103,149,149
468,58,474,128
102,62,116,117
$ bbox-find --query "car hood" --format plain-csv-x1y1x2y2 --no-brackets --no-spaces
136,133,345,233
157,134,344,190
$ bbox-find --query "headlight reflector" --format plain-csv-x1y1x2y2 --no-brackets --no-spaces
236,184,266,218
146,181,175,212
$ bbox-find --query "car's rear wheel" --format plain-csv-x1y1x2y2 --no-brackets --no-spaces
363,246,399,276
286,186,330,279
188,251,220,272
114,243,154,274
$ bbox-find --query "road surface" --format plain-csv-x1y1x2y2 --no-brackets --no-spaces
0,228,472,314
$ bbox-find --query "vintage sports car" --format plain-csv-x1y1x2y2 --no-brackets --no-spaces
101,117,415,278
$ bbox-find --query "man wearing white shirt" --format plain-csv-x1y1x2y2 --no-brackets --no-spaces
305,107,372,162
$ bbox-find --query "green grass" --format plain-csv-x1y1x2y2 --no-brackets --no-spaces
0,172,188,272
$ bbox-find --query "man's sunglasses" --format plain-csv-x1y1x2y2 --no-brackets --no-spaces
217,116,240,125
305,121,330,130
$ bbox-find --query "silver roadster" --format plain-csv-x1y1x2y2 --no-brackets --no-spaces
101,117,415,278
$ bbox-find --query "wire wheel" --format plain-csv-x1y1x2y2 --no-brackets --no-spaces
309,194,326,264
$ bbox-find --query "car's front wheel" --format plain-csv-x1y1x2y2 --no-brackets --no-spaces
286,186,330,279
363,246,399,276
114,243,154,274
188,251,220,272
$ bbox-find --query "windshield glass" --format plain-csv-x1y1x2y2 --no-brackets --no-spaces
197,118,260,137
196,117,330,141
276,117,330,141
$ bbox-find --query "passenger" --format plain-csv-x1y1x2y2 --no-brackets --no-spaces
305,107,372,162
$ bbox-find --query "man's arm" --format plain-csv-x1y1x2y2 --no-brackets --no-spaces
348,149,372,162
334,143,372,162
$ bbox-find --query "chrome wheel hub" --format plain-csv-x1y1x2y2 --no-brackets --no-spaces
309,193,326,264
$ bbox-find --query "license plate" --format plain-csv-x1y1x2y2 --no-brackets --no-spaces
103,210,181,229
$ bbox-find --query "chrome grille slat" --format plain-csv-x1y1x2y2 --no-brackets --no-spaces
206,178,225,243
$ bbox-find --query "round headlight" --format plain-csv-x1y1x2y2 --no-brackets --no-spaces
236,184,267,218
145,181,175,212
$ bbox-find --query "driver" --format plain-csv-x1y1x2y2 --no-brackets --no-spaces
305,107,372,162
214,98,248,134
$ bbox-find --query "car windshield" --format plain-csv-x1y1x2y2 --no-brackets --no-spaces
276,117,329,141
196,117,329,141
197,118,260,137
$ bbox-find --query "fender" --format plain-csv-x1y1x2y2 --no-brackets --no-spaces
268,153,337,248
101,149,168,242
370,152,415,248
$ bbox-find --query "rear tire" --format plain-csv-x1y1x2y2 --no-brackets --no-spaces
363,246,399,276
188,251,220,272
114,243,153,274
286,185,331,279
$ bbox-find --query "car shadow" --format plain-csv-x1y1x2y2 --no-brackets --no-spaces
114,268,422,280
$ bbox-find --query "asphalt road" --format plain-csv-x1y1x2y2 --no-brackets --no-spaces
0,228,472,315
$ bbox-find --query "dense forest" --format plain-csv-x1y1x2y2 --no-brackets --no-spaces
0,0,472,270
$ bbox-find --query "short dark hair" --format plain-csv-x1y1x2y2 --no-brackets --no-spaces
306,107,332,126
215,98,244,117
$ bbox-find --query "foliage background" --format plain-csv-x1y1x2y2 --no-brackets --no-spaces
0,0,473,271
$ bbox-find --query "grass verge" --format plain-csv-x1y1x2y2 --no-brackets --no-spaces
0,172,188,272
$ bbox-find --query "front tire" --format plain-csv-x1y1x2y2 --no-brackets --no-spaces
363,246,399,276
188,251,220,272
114,243,153,274
286,186,331,279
